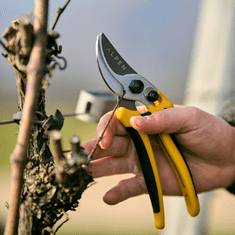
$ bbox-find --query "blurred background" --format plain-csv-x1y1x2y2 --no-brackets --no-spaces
1,0,235,234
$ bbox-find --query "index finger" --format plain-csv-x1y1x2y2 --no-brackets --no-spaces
97,111,128,149
81,135,131,160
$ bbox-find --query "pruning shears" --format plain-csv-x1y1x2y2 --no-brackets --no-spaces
96,33,200,229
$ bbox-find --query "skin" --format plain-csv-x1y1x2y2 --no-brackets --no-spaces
82,106,235,206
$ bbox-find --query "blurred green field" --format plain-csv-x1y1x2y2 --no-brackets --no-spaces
0,106,97,168
0,105,161,235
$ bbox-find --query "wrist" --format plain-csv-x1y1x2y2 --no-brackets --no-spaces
219,98,235,193
227,127,235,192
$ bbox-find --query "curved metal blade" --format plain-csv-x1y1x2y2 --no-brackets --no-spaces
96,33,130,96
96,33,158,107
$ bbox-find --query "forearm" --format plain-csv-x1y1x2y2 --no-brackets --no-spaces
219,99,235,192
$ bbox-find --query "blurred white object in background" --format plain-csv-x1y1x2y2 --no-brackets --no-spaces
162,0,235,234
76,89,116,123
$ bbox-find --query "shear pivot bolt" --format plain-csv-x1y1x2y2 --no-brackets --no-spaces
146,90,159,102
129,80,144,93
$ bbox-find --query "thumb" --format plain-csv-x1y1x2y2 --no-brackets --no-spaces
130,106,199,134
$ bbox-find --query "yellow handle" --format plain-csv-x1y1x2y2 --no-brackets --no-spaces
148,90,200,217
156,134,200,216
116,107,165,229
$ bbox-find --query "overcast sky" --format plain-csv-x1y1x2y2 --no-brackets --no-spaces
0,0,201,114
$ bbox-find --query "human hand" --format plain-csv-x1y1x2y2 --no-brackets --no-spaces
82,106,235,205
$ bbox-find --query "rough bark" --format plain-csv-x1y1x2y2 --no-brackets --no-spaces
2,1,93,234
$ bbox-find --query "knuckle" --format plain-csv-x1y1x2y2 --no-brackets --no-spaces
187,106,201,122
96,112,113,136
152,110,168,132
188,106,200,116
183,106,203,131
99,111,112,124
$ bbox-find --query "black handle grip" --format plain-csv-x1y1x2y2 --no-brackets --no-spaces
126,127,160,214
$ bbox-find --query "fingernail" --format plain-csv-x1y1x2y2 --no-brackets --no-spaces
103,190,119,205
100,137,108,149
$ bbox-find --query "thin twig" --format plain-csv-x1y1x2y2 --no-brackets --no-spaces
5,202,10,209
49,130,69,185
49,131,65,162
53,213,69,235
86,91,125,165
50,0,71,30
0,39,10,53
4,1,49,234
